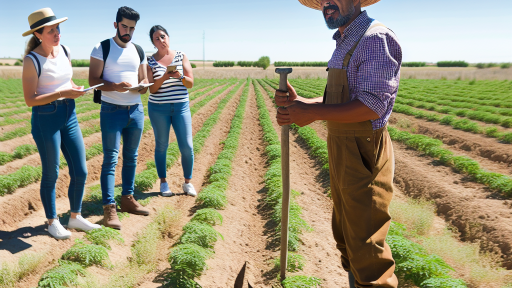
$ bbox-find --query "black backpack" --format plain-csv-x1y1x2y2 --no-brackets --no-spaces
93,39,145,104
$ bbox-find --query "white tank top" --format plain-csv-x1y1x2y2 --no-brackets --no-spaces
25,45,72,97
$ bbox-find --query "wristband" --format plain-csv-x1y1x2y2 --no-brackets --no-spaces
180,75,185,80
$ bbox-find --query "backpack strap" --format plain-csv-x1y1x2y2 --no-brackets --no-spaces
26,52,41,78
61,45,70,60
99,39,110,79
132,43,145,64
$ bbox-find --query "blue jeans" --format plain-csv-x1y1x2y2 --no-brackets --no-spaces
100,102,144,205
148,101,194,180
31,99,88,219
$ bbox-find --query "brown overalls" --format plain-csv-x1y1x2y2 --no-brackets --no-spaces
325,23,398,288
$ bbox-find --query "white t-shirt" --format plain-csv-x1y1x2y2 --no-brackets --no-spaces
90,38,147,105
26,45,72,98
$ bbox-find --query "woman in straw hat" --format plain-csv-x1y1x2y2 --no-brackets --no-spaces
22,8,101,240
275,0,401,287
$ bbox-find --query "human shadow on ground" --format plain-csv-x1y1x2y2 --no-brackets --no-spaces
0,224,52,254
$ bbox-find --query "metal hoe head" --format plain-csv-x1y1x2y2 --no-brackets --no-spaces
275,68,293,75
275,68,293,91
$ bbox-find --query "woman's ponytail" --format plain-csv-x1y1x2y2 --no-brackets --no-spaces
24,27,44,57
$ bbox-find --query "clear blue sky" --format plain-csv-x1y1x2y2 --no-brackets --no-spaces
1,0,511,63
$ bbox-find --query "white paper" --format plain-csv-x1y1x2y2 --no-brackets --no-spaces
124,83,154,91
82,83,104,92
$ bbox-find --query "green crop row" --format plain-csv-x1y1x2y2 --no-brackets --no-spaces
398,80,512,106
257,80,329,175
38,227,124,287
388,126,512,197
395,94,512,122
196,79,249,209
392,103,512,143
0,144,38,165
193,81,243,155
253,80,321,287
134,81,238,194
165,80,249,286
37,206,180,287
190,80,236,116
263,79,320,99
387,222,467,287
0,253,46,287
0,165,42,196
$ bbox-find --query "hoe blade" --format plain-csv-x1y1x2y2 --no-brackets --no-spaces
234,261,253,288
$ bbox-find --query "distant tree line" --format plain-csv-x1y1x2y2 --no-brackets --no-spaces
274,61,328,67
213,56,270,70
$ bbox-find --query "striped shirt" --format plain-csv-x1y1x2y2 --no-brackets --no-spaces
328,11,402,130
148,51,189,103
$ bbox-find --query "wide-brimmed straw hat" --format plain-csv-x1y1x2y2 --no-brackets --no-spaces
298,0,380,10
22,8,67,37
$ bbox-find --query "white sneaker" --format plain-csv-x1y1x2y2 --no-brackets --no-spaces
48,219,71,240
183,183,197,196
67,215,101,231
161,182,173,197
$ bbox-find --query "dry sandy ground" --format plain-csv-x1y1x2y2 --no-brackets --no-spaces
2,65,512,80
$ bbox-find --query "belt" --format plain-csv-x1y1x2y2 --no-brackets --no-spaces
102,101,140,109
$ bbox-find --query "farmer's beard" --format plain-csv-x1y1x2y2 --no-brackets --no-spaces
117,27,132,43
323,4,355,30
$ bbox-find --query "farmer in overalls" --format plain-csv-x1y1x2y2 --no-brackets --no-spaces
275,0,402,287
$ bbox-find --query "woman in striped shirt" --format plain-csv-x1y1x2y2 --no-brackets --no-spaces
146,25,196,197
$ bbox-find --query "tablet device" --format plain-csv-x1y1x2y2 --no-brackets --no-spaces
83,83,104,92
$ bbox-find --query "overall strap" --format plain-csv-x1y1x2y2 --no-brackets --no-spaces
27,52,41,78
342,22,387,68
99,39,111,79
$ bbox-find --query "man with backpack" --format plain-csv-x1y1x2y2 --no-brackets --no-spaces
89,6,149,230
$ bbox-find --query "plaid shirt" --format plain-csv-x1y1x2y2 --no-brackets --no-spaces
328,11,402,130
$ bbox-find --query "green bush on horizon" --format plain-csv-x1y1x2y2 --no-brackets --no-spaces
274,61,328,67
402,62,427,67
437,61,469,67
212,61,235,67
256,56,270,70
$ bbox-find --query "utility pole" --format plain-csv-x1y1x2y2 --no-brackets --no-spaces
203,31,205,70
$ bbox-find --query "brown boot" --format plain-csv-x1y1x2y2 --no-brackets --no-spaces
120,195,149,216
103,204,122,230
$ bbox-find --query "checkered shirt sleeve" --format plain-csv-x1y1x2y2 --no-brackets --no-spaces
353,31,401,122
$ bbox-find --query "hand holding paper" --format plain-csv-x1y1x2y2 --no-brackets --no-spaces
124,83,153,91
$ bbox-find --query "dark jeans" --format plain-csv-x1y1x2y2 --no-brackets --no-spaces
31,99,88,219
100,102,144,205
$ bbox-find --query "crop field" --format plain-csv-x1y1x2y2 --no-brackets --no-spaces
1,77,512,288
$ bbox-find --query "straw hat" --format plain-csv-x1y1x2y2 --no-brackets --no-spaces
22,8,67,37
298,0,380,10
